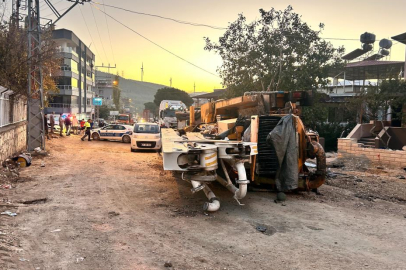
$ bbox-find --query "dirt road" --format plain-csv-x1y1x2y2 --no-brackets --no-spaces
1,135,406,270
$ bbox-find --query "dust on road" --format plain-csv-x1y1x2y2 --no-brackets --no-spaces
1,135,406,270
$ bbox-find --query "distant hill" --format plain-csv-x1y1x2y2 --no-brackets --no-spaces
96,71,166,113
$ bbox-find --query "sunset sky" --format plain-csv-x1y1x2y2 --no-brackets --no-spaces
36,0,406,92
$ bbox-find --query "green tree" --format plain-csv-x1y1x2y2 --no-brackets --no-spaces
98,105,111,119
112,74,121,109
204,6,345,97
144,102,158,116
153,87,194,107
345,79,406,124
0,15,59,98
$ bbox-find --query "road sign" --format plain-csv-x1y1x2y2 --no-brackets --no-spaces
93,97,103,106
110,111,119,116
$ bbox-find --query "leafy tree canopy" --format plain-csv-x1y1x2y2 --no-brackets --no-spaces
153,87,194,107
0,18,59,98
204,6,345,97
144,102,158,115
112,74,121,109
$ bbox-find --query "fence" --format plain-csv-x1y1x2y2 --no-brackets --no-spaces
0,87,27,162
0,88,27,128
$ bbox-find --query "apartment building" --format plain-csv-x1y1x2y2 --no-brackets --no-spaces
45,29,95,119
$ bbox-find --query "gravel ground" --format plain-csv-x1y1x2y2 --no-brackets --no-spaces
1,135,406,270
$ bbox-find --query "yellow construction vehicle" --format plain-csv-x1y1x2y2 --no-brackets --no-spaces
188,91,326,192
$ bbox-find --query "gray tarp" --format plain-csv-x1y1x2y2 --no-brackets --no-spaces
266,114,298,191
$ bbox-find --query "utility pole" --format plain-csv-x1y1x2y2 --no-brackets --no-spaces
194,82,196,93
141,62,144,82
170,77,172,87
26,0,90,151
94,64,117,121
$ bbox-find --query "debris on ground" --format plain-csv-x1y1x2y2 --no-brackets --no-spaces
21,198,47,204
1,210,17,217
164,261,173,268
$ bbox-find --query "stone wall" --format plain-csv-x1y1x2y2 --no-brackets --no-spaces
338,138,406,168
0,121,27,163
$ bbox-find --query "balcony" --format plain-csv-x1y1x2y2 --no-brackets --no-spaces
46,103,79,114
58,47,78,57
48,103,78,108
56,85,79,96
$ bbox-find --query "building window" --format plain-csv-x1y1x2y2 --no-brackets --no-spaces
87,98,91,105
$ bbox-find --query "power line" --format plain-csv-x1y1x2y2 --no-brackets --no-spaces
90,3,110,64
79,6,101,61
91,3,220,78
91,1,227,30
101,0,116,64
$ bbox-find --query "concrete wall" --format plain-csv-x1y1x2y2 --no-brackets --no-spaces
0,121,27,163
347,121,391,140
338,138,406,168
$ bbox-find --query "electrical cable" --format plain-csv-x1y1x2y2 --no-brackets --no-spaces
101,0,116,65
91,3,220,78
89,3,110,64
79,5,101,61
90,1,386,42
91,1,227,30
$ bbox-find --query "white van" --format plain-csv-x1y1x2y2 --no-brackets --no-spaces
131,123,161,152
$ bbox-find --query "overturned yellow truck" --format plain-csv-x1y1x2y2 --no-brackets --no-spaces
190,91,326,192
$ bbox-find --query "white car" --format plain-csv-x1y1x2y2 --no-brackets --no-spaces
131,123,161,152
91,124,133,143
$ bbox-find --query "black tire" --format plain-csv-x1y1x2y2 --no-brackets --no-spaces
92,133,100,140
122,135,131,143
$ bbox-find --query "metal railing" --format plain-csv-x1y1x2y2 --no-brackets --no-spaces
48,103,79,108
58,47,78,57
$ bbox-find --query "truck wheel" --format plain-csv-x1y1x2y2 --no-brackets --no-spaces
92,133,100,140
122,135,131,143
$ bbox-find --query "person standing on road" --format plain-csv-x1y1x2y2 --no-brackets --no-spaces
65,115,72,136
44,113,50,140
79,119,85,135
50,112,55,135
58,114,64,136
72,115,79,135
81,119,92,141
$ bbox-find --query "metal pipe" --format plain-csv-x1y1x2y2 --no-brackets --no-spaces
244,91,281,96
219,159,248,201
234,161,248,200
202,185,220,212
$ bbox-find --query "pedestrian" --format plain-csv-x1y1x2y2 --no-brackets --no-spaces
44,113,50,140
79,119,85,135
89,119,94,129
65,115,72,136
50,111,55,135
72,115,79,135
81,119,92,141
58,114,64,136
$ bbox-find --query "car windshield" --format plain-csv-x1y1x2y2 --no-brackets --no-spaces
163,109,176,117
134,124,159,134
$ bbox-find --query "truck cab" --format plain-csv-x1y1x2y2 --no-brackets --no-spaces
158,100,187,128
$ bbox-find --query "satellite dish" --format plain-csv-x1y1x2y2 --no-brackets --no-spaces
360,32,376,44
379,39,392,49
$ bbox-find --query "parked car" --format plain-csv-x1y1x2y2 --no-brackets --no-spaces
90,124,133,143
131,122,161,152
